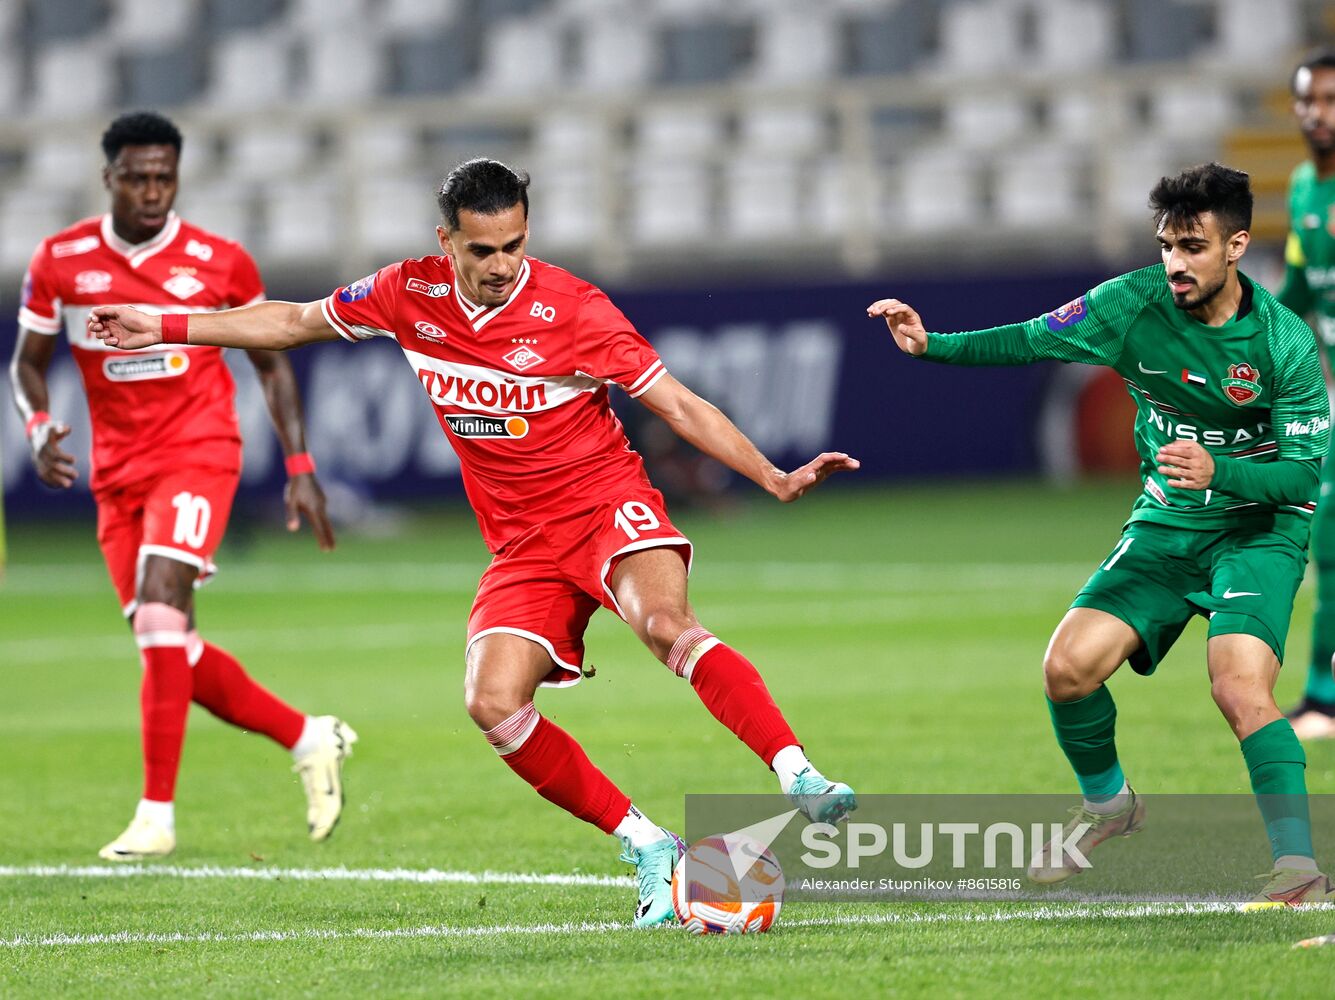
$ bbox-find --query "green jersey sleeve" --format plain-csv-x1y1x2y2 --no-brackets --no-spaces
1276,230,1315,316
921,269,1157,368
1210,309,1327,504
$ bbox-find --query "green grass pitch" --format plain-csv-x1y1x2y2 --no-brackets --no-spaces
4,480,1335,997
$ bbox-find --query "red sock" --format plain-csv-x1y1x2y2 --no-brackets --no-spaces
188,634,306,749
670,628,798,766
135,603,192,802
486,704,631,834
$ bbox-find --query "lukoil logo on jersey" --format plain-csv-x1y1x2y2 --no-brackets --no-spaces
417,367,551,410
1221,362,1263,406
103,351,190,382
444,414,530,439
75,270,113,295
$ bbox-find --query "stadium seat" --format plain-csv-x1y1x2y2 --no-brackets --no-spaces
119,43,206,108
262,177,341,263
1126,0,1211,62
944,94,1031,150
475,16,564,96
300,31,385,104
938,0,1020,75
1214,0,1300,67
1048,91,1131,143
1151,82,1238,140
353,175,440,258
750,6,838,85
174,180,255,245
380,0,461,32
569,18,656,92
628,158,712,245
1032,0,1114,70
33,40,115,116
109,0,196,46
204,0,284,33
738,106,826,157
528,164,602,248
722,154,802,239
26,0,109,44
1100,140,1173,227
0,189,77,272
993,145,1084,229
206,30,294,109
844,1,933,77
22,136,98,191
343,121,420,173
658,18,748,85
226,125,317,182
636,106,725,158
388,29,481,96
899,149,984,232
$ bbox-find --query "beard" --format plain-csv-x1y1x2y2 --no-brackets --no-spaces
1169,271,1227,311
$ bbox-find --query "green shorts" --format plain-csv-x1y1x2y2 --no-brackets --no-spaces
1070,519,1308,675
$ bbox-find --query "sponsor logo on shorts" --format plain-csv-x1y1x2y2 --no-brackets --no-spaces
415,320,448,342
339,273,377,302
75,269,113,295
503,345,545,371
1044,296,1086,331
444,413,529,438
102,351,191,382
406,277,451,298
51,236,100,258
1221,362,1262,406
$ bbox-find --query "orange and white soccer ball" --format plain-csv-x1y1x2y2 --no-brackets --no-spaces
671,834,785,934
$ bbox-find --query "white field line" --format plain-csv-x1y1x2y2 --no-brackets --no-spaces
2,561,1093,598
0,593,1062,666
0,863,633,888
0,902,1300,950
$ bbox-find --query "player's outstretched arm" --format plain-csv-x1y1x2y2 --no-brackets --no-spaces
88,299,339,352
8,327,78,488
867,298,929,356
636,373,859,502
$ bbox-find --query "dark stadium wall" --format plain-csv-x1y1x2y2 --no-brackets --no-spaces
0,269,1111,516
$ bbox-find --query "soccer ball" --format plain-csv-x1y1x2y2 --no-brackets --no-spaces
671,834,784,934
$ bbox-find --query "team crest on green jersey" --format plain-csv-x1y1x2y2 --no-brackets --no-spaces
1221,362,1262,406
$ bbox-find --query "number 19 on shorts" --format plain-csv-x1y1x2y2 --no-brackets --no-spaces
614,500,660,541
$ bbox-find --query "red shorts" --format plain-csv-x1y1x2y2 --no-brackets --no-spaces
467,489,693,688
95,466,239,615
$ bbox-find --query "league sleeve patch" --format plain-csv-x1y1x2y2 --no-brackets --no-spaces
338,272,377,303
1044,296,1087,331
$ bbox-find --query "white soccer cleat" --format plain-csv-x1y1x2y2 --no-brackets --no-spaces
292,716,358,842
98,815,175,862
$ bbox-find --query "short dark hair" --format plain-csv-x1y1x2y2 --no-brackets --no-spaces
1148,162,1253,238
101,111,183,162
1292,48,1335,94
436,158,530,230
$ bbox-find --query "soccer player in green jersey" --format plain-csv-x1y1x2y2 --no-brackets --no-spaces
871,163,1332,906
1278,49,1335,740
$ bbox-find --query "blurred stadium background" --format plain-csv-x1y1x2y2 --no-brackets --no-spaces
1,0,1331,518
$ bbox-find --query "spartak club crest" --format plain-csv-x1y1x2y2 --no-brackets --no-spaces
1221,362,1262,406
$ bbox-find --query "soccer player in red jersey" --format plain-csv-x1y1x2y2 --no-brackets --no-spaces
90,158,859,926
9,112,357,861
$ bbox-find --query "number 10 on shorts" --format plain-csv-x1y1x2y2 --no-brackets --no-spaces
614,501,660,541
171,491,212,548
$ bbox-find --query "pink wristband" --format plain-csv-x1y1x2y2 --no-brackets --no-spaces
285,452,317,477
161,313,189,344
25,410,51,437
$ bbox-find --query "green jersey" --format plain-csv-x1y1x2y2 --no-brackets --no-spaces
923,265,1328,541
1278,161,1335,348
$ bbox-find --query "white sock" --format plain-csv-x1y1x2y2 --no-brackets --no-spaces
1082,781,1131,815
1275,854,1319,871
136,798,175,832
772,745,814,795
290,716,320,759
613,805,665,849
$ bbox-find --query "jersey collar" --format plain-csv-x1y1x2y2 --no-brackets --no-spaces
100,212,181,269
453,259,531,333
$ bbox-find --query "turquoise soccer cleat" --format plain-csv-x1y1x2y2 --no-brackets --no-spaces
786,767,858,825
619,831,685,928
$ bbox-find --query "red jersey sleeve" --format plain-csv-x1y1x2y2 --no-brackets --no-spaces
576,287,665,398
226,244,266,307
17,241,62,335
321,262,403,343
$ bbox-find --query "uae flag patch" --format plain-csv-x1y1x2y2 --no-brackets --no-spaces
1181,369,1207,386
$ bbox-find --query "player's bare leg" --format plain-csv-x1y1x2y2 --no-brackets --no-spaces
611,547,856,824
1208,634,1330,908
465,632,682,927
1029,609,1145,884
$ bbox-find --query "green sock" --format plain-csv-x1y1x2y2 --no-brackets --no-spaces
1306,564,1335,703
1047,686,1125,801
1240,719,1313,863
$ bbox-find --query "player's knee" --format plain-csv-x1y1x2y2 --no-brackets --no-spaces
465,685,525,732
1042,646,1099,702
642,610,697,663
1209,675,1273,735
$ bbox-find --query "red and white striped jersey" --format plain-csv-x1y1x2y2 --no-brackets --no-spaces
19,213,264,492
324,255,667,552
